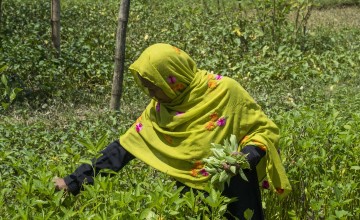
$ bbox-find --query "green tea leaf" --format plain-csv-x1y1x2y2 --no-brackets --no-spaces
244,208,254,220
1,74,7,86
350,166,360,170
219,170,228,182
79,159,93,166
239,169,248,182
225,156,236,164
230,166,237,174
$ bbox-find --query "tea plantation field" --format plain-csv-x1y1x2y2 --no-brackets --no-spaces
1,0,359,219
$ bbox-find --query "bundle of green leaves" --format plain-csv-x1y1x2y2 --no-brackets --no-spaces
203,135,250,191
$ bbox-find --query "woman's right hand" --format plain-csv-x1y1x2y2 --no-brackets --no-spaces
53,177,68,191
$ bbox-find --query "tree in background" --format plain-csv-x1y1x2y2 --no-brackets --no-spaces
0,0,2,29
110,0,130,111
51,0,60,56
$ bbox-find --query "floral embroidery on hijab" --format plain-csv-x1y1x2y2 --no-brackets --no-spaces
173,46,181,54
200,168,209,176
167,75,177,84
171,83,185,92
193,160,203,169
210,112,219,121
205,121,216,131
156,102,160,112
262,180,270,189
135,116,143,133
208,80,218,89
217,117,226,126
190,169,198,177
276,188,285,194
215,74,223,80
176,111,184,116
163,134,173,144
207,73,223,89
167,75,186,92
190,161,209,177
206,112,226,131
136,123,143,132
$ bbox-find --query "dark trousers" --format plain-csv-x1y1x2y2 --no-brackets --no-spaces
64,141,264,220
222,169,264,219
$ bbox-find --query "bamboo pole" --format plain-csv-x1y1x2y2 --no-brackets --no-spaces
0,0,3,32
110,0,130,111
51,0,61,56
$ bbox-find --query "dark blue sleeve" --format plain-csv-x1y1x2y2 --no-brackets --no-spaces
241,145,266,169
63,140,134,195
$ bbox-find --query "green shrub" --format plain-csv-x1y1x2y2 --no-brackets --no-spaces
0,0,359,219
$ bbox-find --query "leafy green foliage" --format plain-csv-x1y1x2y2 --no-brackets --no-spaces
0,0,359,219
0,65,22,111
314,0,360,7
203,135,250,191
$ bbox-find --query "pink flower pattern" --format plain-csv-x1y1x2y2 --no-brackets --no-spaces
167,75,177,84
135,123,143,132
262,180,270,189
217,117,226,126
200,168,209,176
205,113,226,131
215,74,223,80
156,102,160,112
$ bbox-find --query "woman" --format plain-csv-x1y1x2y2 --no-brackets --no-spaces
54,43,291,219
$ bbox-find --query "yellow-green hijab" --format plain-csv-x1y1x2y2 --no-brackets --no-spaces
120,43,291,197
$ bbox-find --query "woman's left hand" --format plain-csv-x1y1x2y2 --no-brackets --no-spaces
53,177,68,191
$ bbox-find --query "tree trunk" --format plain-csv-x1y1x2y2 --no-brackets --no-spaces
51,0,61,56
110,0,130,111
0,0,2,29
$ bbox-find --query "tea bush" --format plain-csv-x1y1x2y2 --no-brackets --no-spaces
1,0,359,219
3,0,356,105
